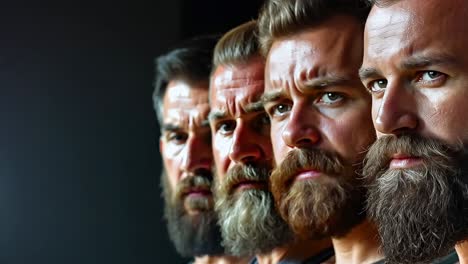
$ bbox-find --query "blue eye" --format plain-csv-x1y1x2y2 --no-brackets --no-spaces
216,120,236,135
318,92,344,104
271,103,292,117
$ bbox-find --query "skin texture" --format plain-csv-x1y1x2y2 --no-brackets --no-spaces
264,15,374,170
209,57,271,179
264,15,380,264
361,0,468,144
360,0,468,263
160,79,213,214
210,57,332,263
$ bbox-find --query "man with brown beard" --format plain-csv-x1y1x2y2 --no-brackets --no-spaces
359,0,468,263
154,36,247,264
209,20,333,264
258,0,384,263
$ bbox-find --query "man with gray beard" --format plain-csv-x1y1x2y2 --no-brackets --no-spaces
359,0,468,263
154,36,247,264
209,21,332,264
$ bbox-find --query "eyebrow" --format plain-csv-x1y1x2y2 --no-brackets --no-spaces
244,101,264,113
208,101,265,122
359,67,381,81
208,110,226,122
401,54,460,70
302,76,351,89
162,123,181,132
261,90,285,104
359,53,460,81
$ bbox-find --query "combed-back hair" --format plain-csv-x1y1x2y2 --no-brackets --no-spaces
258,0,371,56
153,35,219,126
212,20,260,70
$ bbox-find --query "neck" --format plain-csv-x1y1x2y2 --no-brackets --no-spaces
255,238,332,264
456,241,468,264
332,219,383,264
193,255,249,264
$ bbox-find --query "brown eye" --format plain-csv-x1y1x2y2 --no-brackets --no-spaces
369,79,387,93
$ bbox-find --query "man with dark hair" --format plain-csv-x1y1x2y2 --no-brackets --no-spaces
258,0,383,263
154,36,247,264
209,20,333,264
360,0,468,263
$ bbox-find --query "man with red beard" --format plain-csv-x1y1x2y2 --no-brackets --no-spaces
258,0,384,263
209,21,333,264
359,0,468,263
154,36,247,264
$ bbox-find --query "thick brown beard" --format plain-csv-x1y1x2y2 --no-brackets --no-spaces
270,148,366,240
215,163,292,256
364,134,468,264
161,171,224,257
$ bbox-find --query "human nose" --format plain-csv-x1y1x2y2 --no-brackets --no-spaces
180,135,212,177
282,103,320,149
228,121,262,164
374,82,418,136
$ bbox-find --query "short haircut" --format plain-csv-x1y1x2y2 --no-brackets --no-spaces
257,0,371,56
153,35,219,126
366,0,401,7
212,20,260,70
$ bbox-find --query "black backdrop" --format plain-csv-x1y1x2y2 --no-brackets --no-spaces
0,1,263,263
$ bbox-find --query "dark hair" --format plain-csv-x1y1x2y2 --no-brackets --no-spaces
153,35,219,126
257,0,371,56
212,20,260,69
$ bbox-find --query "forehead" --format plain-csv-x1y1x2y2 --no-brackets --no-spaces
364,0,468,66
162,79,210,122
210,59,265,114
265,15,363,91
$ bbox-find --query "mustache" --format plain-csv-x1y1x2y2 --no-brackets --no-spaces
175,169,213,200
271,148,346,187
363,134,462,181
220,163,271,195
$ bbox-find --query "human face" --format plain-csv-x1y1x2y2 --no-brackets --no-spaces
210,58,291,256
360,1,468,263
360,0,468,145
160,79,213,214
209,57,272,182
264,15,375,238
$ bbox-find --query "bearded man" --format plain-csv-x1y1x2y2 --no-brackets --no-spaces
154,36,247,264
209,20,332,264
360,0,468,263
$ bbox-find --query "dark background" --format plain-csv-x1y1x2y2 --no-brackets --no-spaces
0,1,263,263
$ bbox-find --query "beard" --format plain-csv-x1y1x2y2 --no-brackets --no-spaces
162,170,224,257
215,163,292,257
364,134,468,264
270,148,366,240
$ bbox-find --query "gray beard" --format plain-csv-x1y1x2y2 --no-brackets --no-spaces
215,188,292,256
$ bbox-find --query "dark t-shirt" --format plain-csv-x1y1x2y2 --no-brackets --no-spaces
368,250,459,264
249,247,334,264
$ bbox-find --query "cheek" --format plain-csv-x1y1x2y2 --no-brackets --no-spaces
271,121,288,165
161,153,181,191
426,92,468,144
326,110,375,162
212,134,232,179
